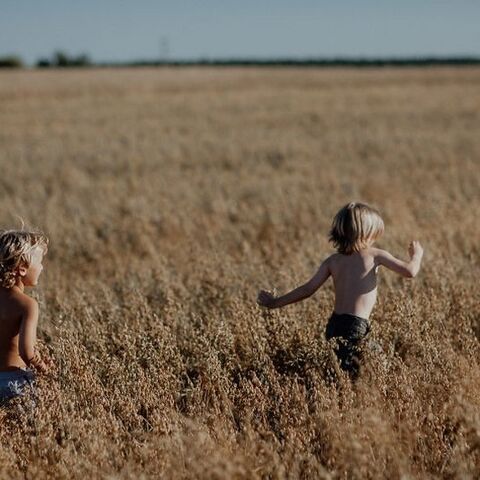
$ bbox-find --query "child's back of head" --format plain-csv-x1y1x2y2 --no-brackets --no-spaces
329,202,384,255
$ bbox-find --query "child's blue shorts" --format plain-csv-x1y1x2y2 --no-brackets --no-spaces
0,369,35,403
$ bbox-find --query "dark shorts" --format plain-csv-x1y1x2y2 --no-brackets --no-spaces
325,312,371,378
0,369,36,403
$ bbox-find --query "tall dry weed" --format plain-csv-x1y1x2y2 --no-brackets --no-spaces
0,67,479,479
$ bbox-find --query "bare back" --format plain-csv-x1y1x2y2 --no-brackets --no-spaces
329,249,378,320
0,289,29,371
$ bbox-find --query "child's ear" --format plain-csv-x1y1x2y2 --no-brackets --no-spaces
18,265,28,277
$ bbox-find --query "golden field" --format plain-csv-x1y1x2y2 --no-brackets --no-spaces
0,66,479,479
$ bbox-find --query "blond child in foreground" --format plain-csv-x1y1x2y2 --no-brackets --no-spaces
257,202,424,378
0,229,51,402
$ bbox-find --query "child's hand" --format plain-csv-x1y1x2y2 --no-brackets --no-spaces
408,240,424,259
33,360,49,375
43,355,56,374
257,290,276,309
35,355,56,376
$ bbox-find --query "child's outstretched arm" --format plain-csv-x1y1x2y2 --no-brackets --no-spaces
374,240,424,278
257,256,331,309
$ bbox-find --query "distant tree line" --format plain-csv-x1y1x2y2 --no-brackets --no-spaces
0,51,91,68
0,52,479,69
36,51,92,68
0,55,24,68
112,56,480,68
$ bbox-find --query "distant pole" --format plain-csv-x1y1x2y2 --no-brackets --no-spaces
159,36,169,64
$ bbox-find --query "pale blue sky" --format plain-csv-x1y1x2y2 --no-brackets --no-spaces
1,1,479,64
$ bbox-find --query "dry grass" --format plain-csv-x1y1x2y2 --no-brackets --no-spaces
0,66,479,479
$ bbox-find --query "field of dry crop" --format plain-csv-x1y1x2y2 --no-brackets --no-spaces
0,66,479,479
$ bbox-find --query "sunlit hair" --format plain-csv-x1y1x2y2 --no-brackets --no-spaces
0,228,49,289
329,202,384,255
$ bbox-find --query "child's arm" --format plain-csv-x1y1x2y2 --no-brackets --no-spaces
257,256,331,309
374,241,424,278
18,297,49,373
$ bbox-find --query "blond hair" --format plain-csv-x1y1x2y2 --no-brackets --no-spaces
329,202,384,255
0,229,49,289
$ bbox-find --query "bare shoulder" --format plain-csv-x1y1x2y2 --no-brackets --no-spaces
325,252,340,267
369,247,390,262
324,253,344,275
7,289,38,317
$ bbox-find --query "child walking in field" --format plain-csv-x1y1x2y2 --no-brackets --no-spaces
257,202,424,378
0,229,51,403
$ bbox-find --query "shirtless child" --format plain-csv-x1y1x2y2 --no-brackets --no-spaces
257,202,424,378
0,229,50,402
